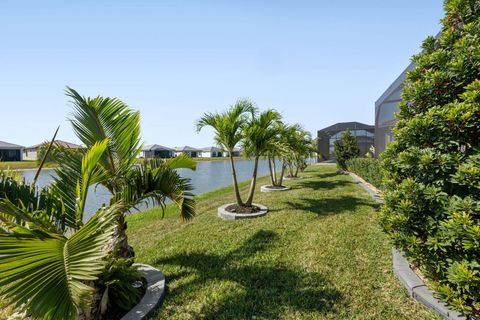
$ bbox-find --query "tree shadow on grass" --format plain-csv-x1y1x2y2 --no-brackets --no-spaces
296,178,354,191
153,230,343,319
285,196,379,216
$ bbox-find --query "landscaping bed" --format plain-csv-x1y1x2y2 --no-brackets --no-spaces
126,165,439,319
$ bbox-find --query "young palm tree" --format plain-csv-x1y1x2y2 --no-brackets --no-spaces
196,99,254,206
242,109,282,206
284,126,313,178
0,88,197,319
57,87,196,257
266,123,297,187
0,141,123,320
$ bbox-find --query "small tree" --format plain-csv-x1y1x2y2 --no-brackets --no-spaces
196,100,254,206
333,129,360,171
242,109,282,206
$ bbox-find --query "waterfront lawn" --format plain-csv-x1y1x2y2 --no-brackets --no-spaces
126,165,439,319
0,161,39,170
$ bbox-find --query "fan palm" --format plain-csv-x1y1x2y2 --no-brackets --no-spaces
242,109,282,206
196,99,254,206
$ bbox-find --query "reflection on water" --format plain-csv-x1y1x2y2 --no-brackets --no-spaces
18,159,292,219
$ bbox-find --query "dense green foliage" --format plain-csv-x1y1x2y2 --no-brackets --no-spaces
347,158,383,189
334,129,360,171
380,0,480,316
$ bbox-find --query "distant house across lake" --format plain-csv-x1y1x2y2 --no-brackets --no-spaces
0,140,24,161
174,146,202,158
223,147,241,157
23,140,80,161
199,146,223,158
140,144,175,158
317,122,374,161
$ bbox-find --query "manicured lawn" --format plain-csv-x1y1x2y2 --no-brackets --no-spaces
127,165,439,319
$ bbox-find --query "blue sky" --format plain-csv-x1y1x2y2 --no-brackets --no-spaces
0,1,444,148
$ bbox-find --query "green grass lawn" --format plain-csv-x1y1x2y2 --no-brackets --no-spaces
0,161,39,170
127,165,439,319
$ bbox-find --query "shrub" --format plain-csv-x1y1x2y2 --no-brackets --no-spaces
347,158,383,189
334,129,360,171
380,0,480,316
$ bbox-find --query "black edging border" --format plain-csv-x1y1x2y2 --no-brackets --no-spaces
347,172,465,320
121,264,166,320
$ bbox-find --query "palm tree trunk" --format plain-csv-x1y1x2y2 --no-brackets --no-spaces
279,162,286,186
289,163,294,177
294,164,299,177
272,156,277,186
268,157,275,186
229,153,244,206
116,214,134,258
245,156,259,207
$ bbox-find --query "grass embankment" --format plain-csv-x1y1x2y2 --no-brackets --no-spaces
0,161,42,170
127,165,438,319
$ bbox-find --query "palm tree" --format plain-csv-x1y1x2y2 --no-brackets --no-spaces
58,87,196,257
284,126,313,178
242,109,282,206
0,141,123,320
196,99,254,206
265,123,296,187
0,88,197,319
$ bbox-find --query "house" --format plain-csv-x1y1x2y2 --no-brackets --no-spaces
223,147,241,157
174,146,202,158
317,122,374,160
199,146,224,158
23,140,81,161
0,140,24,161
375,62,414,156
140,144,175,158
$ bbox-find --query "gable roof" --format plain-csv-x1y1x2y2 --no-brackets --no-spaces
142,144,174,151
0,140,24,149
200,146,223,152
174,146,202,152
26,140,80,150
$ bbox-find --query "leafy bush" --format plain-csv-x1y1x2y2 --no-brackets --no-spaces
380,0,480,316
334,129,360,171
347,158,383,189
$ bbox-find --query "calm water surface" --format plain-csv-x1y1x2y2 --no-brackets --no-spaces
19,159,281,219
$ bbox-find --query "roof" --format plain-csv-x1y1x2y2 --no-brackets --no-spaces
174,146,202,152
26,140,80,150
318,122,374,135
200,146,223,152
0,140,24,149
142,144,174,151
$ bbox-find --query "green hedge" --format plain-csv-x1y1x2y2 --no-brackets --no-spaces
346,158,383,189
379,0,480,316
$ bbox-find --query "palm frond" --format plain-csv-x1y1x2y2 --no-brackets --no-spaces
117,158,196,220
65,87,142,185
0,203,121,320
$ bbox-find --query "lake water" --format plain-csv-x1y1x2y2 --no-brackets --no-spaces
18,159,282,218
